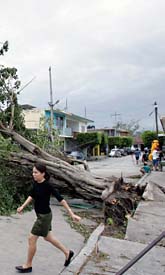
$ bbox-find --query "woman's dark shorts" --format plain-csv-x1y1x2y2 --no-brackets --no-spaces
31,211,52,237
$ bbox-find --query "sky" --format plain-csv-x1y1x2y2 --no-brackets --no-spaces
1,0,165,131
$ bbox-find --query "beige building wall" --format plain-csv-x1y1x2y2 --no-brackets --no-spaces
23,109,44,129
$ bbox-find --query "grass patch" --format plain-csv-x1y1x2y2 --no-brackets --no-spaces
65,215,93,242
63,209,104,242
129,174,141,179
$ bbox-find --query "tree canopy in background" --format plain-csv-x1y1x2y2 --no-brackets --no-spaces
141,131,157,148
77,132,108,147
0,66,25,131
114,119,140,135
0,41,26,132
108,136,133,149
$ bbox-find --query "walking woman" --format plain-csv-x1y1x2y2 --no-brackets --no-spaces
15,163,81,273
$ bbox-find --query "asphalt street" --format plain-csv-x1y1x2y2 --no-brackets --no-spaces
88,154,142,178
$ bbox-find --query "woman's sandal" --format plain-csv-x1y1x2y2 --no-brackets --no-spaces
15,266,32,273
64,250,74,267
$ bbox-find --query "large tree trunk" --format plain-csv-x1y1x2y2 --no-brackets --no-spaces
0,128,120,201
0,127,145,228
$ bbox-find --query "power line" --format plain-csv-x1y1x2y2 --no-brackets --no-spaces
111,112,121,122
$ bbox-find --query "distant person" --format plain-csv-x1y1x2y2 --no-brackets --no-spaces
142,150,149,163
140,162,151,175
15,163,81,273
152,147,159,171
157,150,164,170
144,147,149,152
134,148,141,165
158,150,164,162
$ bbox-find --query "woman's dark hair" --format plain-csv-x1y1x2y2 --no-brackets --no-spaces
33,163,50,180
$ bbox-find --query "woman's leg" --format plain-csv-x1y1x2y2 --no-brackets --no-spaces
44,231,69,258
23,233,39,268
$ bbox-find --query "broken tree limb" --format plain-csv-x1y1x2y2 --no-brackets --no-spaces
0,127,90,171
9,151,116,200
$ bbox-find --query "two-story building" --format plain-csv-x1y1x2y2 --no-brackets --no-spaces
87,127,130,137
22,105,94,152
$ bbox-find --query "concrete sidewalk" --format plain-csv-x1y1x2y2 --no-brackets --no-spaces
80,236,165,275
63,171,165,275
126,171,165,245
0,206,84,275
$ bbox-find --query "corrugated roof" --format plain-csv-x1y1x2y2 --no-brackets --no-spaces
20,104,36,110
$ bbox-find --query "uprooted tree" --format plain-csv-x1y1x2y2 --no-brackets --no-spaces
0,126,144,227
0,126,118,201
0,42,143,224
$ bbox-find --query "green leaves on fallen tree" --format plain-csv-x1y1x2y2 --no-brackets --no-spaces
0,161,32,215
27,116,61,152
0,134,20,156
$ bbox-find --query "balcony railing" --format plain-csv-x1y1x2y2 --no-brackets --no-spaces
58,127,73,137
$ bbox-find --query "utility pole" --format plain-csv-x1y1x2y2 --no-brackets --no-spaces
111,112,121,122
65,98,68,111
111,112,121,136
48,66,54,143
48,67,60,143
154,101,159,136
84,106,87,118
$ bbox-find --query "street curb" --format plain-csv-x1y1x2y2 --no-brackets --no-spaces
135,173,149,187
60,223,105,275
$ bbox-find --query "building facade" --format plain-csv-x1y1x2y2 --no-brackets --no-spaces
87,127,130,137
22,107,93,152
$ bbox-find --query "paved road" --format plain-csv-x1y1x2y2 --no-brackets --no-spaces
88,155,142,178
0,206,84,275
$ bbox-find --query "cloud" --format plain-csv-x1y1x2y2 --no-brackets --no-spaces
1,0,165,130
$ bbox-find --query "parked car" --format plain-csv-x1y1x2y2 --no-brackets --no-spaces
124,147,132,155
109,149,122,157
120,148,127,156
68,151,85,160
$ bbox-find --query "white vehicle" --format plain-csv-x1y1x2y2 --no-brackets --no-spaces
131,145,136,153
109,149,122,157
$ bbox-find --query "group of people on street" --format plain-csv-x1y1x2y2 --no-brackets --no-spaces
138,147,164,175
132,148,151,175
15,163,81,273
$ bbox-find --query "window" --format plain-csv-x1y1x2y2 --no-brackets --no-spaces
56,116,63,128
